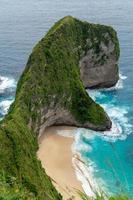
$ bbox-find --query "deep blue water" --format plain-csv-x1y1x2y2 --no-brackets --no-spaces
0,0,133,197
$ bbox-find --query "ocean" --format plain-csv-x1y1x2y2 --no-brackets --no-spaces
0,0,133,197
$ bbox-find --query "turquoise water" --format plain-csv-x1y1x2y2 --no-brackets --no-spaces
0,0,133,196
75,85,133,196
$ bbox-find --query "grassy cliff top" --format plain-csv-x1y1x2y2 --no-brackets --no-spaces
15,15,115,130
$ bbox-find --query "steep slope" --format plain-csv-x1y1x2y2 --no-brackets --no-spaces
0,16,118,199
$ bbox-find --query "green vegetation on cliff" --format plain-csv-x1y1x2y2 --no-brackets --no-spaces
0,172,37,200
0,16,121,199
16,16,114,130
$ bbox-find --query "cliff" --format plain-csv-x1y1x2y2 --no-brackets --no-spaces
16,16,112,134
79,22,120,88
0,16,119,199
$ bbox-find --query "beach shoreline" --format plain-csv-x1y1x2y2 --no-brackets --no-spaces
37,126,83,199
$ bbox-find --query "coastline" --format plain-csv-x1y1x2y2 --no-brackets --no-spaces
37,126,83,199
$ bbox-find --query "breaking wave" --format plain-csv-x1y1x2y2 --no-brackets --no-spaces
0,75,16,93
88,73,132,141
0,75,16,119
0,99,14,116
72,129,108,197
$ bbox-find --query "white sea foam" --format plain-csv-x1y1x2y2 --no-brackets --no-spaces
0,75,16,93
93,104,132,142
72,128,94,152
73,154,101,197
104,73,127,91
101,105,132,141
0,99,14,115
0,75,16,118
88,73,132,141
120,74,127,80
56,128,77,138
72,129,108,197
88,73,127,95
88,90,106,101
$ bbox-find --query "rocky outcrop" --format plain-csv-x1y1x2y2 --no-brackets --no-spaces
80,33,120,88
22,16,114,135
39,104,111,136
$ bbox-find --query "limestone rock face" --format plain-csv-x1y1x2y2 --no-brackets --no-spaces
38,104,111,137
80,33,119,88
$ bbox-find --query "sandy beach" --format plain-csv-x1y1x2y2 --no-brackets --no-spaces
37,126,83,200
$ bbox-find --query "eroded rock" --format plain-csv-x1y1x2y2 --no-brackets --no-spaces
80,32,119,88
